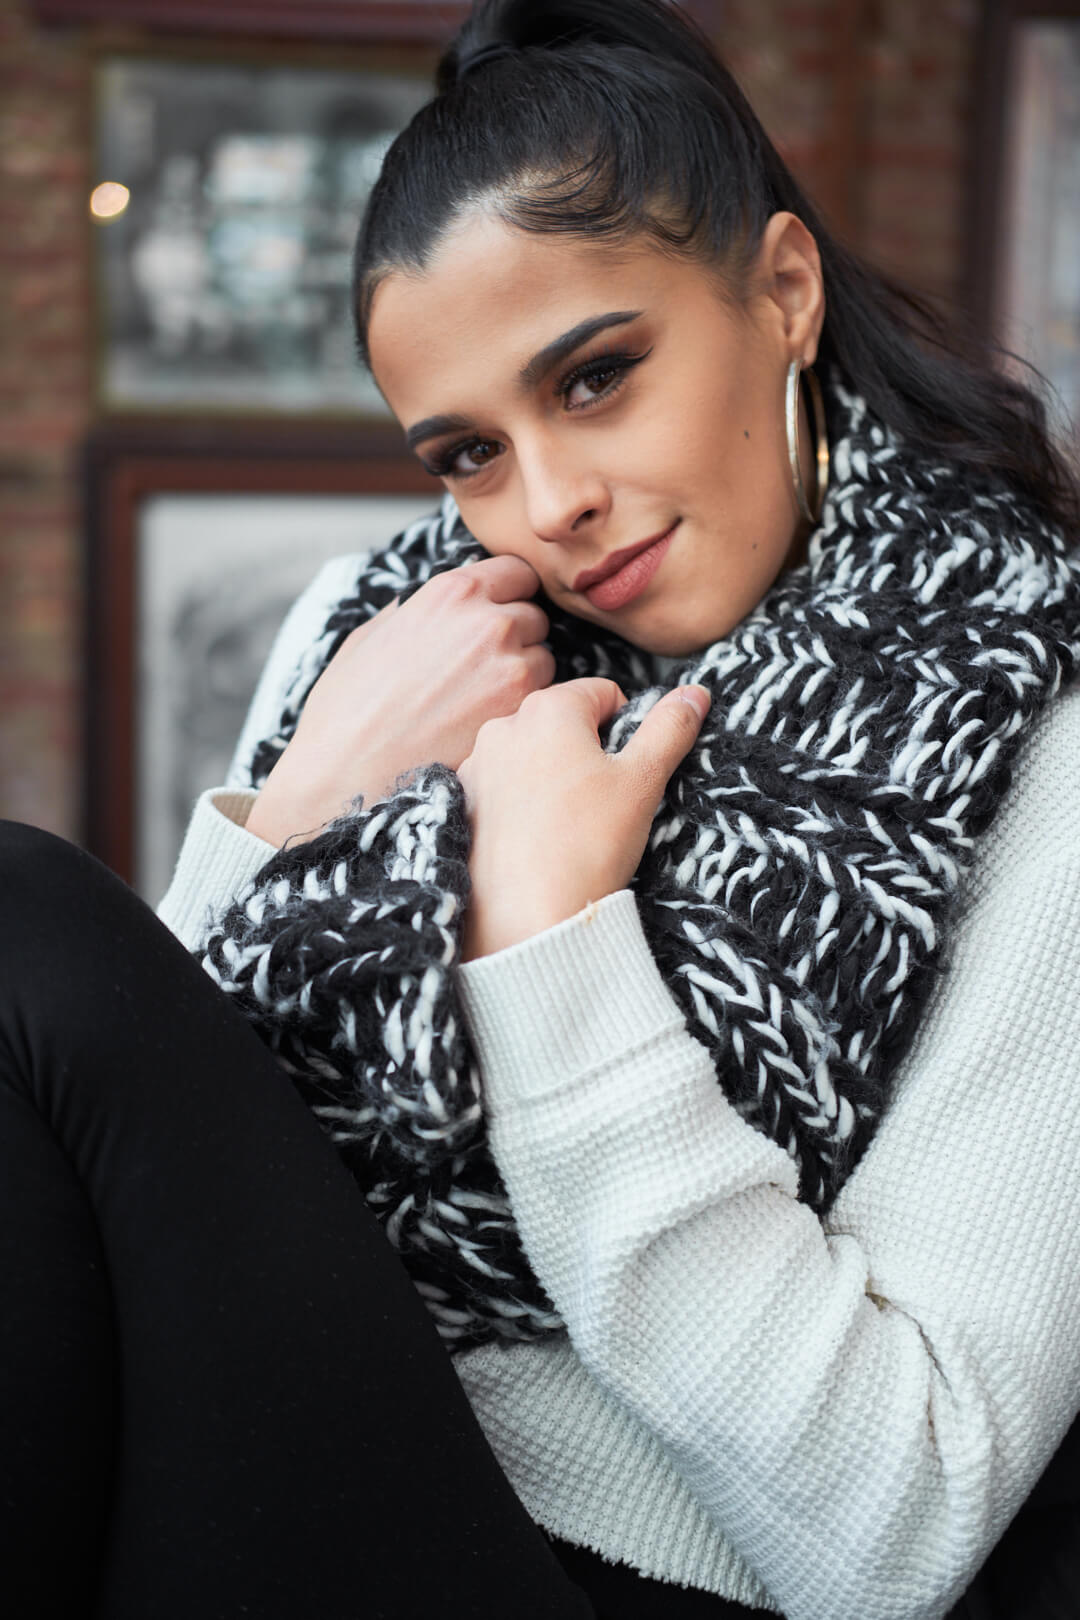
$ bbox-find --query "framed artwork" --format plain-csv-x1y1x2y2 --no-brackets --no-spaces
33,2,718,43
84,424,438,900
970,0,1080,442
91,50,435,415
998,14,1080,436
31,2,471,45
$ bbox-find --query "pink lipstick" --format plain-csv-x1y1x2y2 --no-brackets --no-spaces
578,522,679,612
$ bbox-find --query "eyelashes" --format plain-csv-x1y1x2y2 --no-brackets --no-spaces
425,438,503,480
558,346,651,409
424,346,652,481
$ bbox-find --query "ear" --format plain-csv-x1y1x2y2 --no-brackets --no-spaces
752,212,826,366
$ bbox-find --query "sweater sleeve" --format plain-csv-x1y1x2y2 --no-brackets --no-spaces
455,688,1080,1620
156,787,274,953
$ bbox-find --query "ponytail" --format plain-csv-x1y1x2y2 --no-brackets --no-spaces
355,0,1079,537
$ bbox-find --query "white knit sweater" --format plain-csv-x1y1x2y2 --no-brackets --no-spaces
159,555,1080,1620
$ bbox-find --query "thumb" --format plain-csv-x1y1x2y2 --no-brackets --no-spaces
621,686,710,792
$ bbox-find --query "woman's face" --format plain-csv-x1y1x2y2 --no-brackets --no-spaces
367,212,823,657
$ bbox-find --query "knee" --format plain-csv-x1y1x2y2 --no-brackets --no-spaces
0,819,80,867
0,822,143,962
0,821,102,908
0,820,180,1044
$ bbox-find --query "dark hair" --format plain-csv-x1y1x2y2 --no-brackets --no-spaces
354,0,1079,537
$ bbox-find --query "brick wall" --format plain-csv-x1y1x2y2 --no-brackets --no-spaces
0,0,91,837
721,0,980,299
0,0,982,843
861,0,979,298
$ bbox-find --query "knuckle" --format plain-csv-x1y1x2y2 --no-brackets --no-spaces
473,618,516,669
523,647,555,692
507,662,535,704
499,552,540,587
489,611,517,651
434,567,480,606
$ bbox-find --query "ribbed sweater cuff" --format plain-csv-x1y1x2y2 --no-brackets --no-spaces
156,787,275,952
456,889,686,1110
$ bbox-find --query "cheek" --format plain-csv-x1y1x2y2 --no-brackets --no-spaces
681,387,792,547
631,352,784,510
455,485,544,569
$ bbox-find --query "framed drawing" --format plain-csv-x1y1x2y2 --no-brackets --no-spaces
970,0,1080,442
91,50,434,415
997,12,1080,437
84,423,438,900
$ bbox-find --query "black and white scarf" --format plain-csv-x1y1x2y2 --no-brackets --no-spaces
201,382,1080,1352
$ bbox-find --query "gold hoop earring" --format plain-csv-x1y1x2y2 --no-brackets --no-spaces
786,359,829,527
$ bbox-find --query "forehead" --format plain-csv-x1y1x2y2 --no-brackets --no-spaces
367,214,725,417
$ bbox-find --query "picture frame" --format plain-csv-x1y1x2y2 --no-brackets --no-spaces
91,46,436,417
84,422,439,899
968,0,1080,441
31,1,719,44
30,2,471,46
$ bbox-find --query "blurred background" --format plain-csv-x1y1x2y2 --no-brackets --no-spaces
2,0,1078,899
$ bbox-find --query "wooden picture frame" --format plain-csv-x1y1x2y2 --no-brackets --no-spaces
84,422,439,896
30,2,472,45
31,0,722,42
90,46,436,417
968,0,1080,441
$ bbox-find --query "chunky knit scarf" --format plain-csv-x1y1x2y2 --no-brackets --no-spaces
201,381,1080,1352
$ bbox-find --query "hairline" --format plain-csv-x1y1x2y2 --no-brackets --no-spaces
355,183,751,369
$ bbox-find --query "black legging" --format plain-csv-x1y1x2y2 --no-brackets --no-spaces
4,821,1071,1620
0,820,604,1619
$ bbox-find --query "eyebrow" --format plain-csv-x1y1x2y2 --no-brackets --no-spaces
403,309,644,452
518,309,643,388
405,411,474,453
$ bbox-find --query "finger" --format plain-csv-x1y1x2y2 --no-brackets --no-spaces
470,553,543,603
558,676,630,730
502,599,550,646
620,686,710,793
521,641,556,690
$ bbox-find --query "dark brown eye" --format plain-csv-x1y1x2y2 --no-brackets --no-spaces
559,348,651,410
436,437,506,480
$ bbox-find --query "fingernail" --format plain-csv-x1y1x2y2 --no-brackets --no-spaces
675,685,710,720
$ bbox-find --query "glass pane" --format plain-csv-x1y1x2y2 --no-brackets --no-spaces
136,491,438,899
999,22,1080,441
94,57,432,414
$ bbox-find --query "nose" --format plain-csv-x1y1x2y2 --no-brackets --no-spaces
517,432,611,544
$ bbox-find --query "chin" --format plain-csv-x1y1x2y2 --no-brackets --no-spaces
561,593,722,660
622,607,723,660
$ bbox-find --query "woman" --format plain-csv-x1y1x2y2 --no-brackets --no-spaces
4,2,1079,1616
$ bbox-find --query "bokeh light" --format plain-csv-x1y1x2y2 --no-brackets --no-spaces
89,181,130,221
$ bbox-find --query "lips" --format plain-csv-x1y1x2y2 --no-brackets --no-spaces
572,523,679,595
579,524,680,612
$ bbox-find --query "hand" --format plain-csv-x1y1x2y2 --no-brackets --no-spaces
247,556,553,847
458,678,710,961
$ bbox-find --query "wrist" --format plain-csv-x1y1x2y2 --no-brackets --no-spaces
245,782,328,848
462,892,605,962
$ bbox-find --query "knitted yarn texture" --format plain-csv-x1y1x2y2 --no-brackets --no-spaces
201,382,1080,1352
